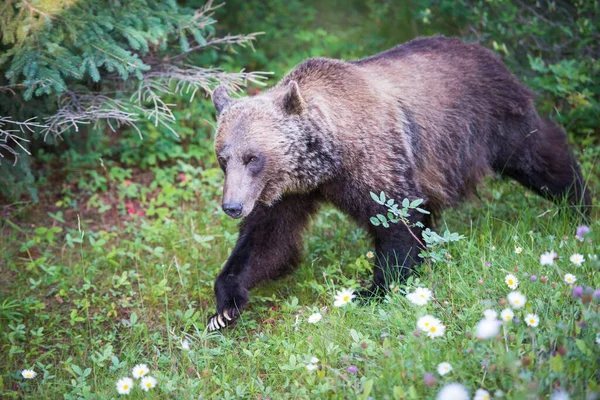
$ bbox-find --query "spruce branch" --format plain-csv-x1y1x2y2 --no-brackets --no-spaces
0,116,45,164
42,92,141,139
146,65,272,101
169,32,265,62
131,78,178,137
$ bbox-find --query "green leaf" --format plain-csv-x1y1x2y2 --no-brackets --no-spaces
409,199,423,207
370,191,380,204
369,217,380,226
360,379,374,400
71,364,83,376
551,354,563,373
576,339,591,356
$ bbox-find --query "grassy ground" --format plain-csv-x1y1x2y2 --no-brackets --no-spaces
1,138,599,399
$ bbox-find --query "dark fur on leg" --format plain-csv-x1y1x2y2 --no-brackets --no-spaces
208,193,321,331
493,115,591,217
322,180,428,301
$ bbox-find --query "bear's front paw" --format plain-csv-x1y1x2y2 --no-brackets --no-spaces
356,284,386,304
207,308,240,331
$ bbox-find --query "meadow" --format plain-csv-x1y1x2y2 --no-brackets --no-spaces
1,120,599,399
1,0,599,399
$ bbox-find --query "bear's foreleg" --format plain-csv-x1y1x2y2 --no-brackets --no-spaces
207,193,320,331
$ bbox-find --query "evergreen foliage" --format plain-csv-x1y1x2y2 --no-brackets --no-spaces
0,0,268,199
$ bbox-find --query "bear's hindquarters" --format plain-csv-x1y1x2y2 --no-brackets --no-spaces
493,116,591,216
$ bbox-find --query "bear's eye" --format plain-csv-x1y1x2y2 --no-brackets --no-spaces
245,155,258,164
217,156,227,170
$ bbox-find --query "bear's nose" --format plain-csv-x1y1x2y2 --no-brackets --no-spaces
222,202,243,218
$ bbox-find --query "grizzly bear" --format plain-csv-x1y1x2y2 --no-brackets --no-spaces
206,36,590,331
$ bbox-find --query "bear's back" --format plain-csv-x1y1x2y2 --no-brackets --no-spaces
351,36,533,117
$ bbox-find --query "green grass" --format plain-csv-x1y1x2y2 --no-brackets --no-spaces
1,156,599,398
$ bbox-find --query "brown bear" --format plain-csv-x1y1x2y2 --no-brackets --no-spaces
207,35,590,331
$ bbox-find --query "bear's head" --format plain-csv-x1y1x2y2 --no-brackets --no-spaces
212,81,315,219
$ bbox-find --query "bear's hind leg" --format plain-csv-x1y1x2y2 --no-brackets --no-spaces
495,117,590,216
372,223,423,291
208,193,320,331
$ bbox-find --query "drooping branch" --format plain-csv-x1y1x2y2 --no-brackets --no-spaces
168,32,265,63
0,116,45,164
42,93,141,139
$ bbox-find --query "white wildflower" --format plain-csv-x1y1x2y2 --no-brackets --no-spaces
406,287,433,306
132,364,149,379
308,312,322,324
333,288,355,307
504,274,518,290
540,250,557,266
437,362,452,376
21,369,36,379
140,376,157,392
507,291,526,309
116,377,134,395
570,254,585,266
436,383,469,400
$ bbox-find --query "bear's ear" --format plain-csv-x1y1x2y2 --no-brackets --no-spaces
212,86,233,116
282,80,306,115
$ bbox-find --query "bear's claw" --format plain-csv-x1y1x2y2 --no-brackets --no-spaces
207,308,238,331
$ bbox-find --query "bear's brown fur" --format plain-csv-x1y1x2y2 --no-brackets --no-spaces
207,36,590,331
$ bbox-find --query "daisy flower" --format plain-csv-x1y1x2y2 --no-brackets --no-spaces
310,356,319,364
507,291,526,309
504,274,518,290
500,308,514,323
116,377,134,395
333,288,355,307
514,247,523,254
417,315,446,338
406,287,432,306
181,339,190,351
550,390,570,400
21,369,36,379
476,318,500,339
540,250,557,266
436,383,469,400
140,376,157,392
307,312,322,324
366,251,375,259
306,364,318,371
564,274,577,284
483,309,498,320
525,313,540,327
570,254,585,266
417,315,437,331
437,362,452,376
426,319,446,339
474,388,491,400
132,364,149,379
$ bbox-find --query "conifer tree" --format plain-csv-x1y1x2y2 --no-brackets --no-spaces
0,0,269,198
